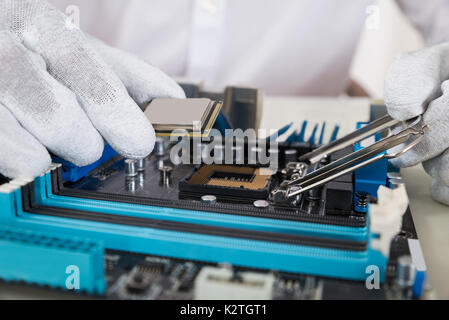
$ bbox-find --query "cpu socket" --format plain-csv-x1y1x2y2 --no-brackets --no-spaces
179,165,273,201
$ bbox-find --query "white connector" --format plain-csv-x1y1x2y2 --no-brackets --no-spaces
370,184,409,257
194,266,274,300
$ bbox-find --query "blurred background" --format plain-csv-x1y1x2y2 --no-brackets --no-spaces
55,0,427,99
350,0,424,99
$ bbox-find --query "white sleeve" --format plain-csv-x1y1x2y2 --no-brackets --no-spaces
396,0,449,45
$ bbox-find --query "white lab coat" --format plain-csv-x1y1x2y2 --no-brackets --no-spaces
51,0,449,96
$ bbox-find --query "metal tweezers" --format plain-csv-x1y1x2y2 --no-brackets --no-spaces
272,115,428,202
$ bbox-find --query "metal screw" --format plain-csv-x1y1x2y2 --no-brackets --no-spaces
125,159,138,177
159,165,173,187
155,137,166,157
390,178,404,189
125,178,136,192
387,172,402,180
136,158,146,171
356,192,369,208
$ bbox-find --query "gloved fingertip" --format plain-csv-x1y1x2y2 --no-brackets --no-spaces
386,106,424,122
422,150,449,186
384,50,441,121
3,146,52,179
170,83,187,99
430,179,449,206
90,37,186,104
22,150,52,179
389,154,421,169
63,132,105,167
93,98,157,160
116,123,156,159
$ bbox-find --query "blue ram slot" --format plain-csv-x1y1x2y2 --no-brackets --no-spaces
52,144,118,183
0,173,387,282
34,169,367,242
0,225,105,294
353,122,388,212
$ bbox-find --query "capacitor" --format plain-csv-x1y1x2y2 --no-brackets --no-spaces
284,149,298,165
124,159,138,177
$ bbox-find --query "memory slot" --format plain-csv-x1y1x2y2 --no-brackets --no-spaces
35,167,370,243
0,175,387,281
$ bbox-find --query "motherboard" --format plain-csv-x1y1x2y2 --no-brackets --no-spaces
0,88,429,300
0,138,425,300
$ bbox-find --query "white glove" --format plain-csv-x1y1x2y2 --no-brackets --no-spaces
0,0,185,179
385,43,449,206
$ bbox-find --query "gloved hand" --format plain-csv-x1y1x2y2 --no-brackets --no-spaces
385,43,449,206
0,0,185,179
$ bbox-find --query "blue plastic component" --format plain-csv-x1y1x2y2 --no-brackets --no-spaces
330,125,340,142
35,172,367,242
308,124,319,144
213,111,233,135
52,144,117,182
353,122,388,212
413,271,427,299
318,122,326,145
286,130,299,143
266,122,293,141
0,169,388,283
0,225,105,294
297,120,308,142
